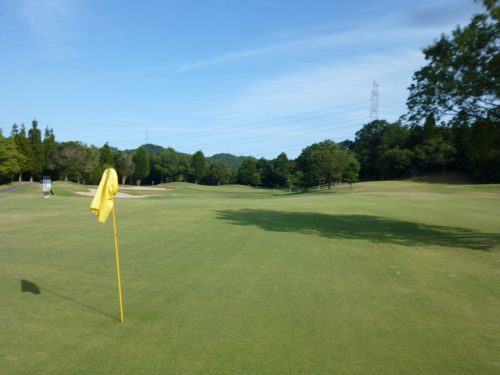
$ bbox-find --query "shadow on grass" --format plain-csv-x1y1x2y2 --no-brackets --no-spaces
216,210,500,251
20,279,120,322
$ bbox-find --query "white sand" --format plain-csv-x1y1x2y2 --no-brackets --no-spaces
75,188,158,199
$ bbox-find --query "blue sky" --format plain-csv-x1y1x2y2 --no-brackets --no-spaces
0,0,481,158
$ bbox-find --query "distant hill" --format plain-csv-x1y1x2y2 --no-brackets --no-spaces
124,146,247,172
135,144,166,155
206,153,248,172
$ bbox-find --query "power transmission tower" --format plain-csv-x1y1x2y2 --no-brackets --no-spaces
370,81,379,119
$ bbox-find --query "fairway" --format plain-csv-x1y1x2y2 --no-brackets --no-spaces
1,181,499,374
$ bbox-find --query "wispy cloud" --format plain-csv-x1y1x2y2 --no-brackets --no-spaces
20,0,76,39
177,23,463,73
176,30,361,72
177,0,479,73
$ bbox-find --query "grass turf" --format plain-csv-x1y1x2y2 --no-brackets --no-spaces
0,181,499,374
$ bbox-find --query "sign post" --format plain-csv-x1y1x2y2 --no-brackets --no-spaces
42,176,52,198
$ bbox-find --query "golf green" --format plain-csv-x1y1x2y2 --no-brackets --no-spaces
1,181,499,374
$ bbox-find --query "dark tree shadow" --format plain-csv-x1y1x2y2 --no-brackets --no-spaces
20,279,120,322
21,279,40,294
216,210,500,251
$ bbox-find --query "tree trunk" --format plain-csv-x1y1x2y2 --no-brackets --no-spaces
64,174,68,181
30,175,33,182
136,178,141,186
328,182,332,190
122,175,127,185
18,173,22,182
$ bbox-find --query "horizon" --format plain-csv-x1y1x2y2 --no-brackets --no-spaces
0,0,482,159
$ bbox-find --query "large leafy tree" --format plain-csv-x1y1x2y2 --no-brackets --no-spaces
133,146,150,185
0,136,26,181
114,151,135,184
257,158,274,187
467,119,500,181
11,123,32,181
406,0,500,125
177,154,192,182
151,147,179,183
53,141,91,183
353,120,411,179
190,150,206,183
273,152,290,187
99,142,114,168
378,148,413,179
343,156,361,189
205,161,233,185
237,157,261,186
297,140,353,189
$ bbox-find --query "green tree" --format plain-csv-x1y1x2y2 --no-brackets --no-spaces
53,141,90,183
257,158,274,187
113,151,135,184
133,146,150,185
205,161,233,185
83,146,102,184
297,140,352,189
177,154,192,182
353,120,411,179
151,148,180,184
353,120,392,179
99,143,114,168
162,147,179,182
11,123,32,181
190,150,206,183
28,119,44,181
273,152,290,187
237,157,261,186
466,119,500,182
286,170,302,193
378,148,413,179
406,0,500,126
411,114,456,175
43,127,57,176
0,136,26,181
343,156,361,189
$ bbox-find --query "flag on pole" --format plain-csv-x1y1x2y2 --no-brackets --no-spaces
90,168,125,323
90,168,118,223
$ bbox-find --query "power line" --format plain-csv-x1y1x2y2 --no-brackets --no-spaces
112,101,370,147
189,117,368,150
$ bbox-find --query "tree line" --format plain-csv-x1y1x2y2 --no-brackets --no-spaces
1,1,498,186
0,124,359,190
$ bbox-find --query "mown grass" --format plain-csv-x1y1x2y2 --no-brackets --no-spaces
0,181,499,374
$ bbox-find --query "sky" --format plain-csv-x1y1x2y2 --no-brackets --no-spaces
0,0,482,158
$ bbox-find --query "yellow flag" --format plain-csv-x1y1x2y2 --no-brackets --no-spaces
90,168,119,223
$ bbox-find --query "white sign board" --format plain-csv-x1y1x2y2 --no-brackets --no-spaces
42,177,52,193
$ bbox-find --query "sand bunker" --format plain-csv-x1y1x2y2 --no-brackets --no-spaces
75,188,159,199
118,186,168,191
